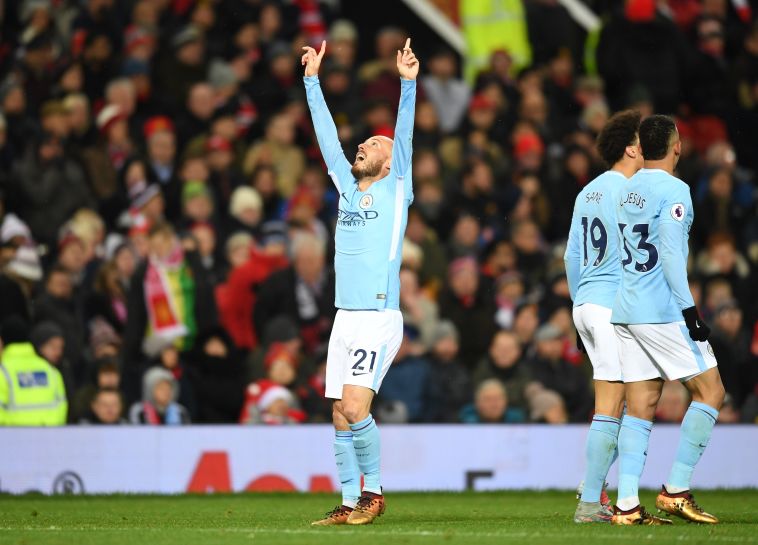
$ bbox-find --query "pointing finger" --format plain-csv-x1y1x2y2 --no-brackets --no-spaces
317,40,327,59
403,37,411,50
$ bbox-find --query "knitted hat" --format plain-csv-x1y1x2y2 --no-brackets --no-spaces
172,25,202,50
1,213,32,246
6,245,43,281
262,316,299,346
448,256,478,277
525,382,565,422
431,320,459,345
89,317,121,353
534,323,562,342
205,135,232,153
129,180,162,210
264,342,299,370
229,187,263,218
208,59,237,89
96,104,127,134
30,320,64,350
469,94,495,112
225,232,254,255
182,180,211,204
514,133,545,159
143,115,175,139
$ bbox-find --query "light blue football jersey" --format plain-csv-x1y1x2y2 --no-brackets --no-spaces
305,75,415,311
564,171,626,309
611,168,695,324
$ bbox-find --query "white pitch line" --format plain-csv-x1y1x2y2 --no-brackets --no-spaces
0,527,755,542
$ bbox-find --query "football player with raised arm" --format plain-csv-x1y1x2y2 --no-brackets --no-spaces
564,110,643,524
302,38,419,526
610,115,725,525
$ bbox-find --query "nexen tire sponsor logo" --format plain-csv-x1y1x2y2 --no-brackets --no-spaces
337,209,378,226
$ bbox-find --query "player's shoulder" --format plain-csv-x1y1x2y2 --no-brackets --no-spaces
632,169,688,196
574,171,621,203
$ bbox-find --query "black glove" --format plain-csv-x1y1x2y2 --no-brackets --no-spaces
576,331,586,353
682,306,710,342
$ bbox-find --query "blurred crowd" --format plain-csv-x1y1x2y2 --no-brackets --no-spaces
0,0,756,426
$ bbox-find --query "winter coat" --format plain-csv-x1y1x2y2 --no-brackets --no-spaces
253,267,336,355
215,249,289,350
10,149,95,245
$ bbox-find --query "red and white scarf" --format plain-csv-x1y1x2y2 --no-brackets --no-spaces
144,244,187,346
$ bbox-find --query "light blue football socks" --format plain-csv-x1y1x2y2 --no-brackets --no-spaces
334,430,360,508
617,415,653,510
350,414,382,494
665,401,719,493
580,415,621,503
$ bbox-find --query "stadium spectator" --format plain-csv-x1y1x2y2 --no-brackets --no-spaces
30,320,74,399
655,382,691,423
379,325,432,423
70,357,121,423
122,221,217,401
473,330,533,413
243,112,306,198
438,256,497,369
399,267,439,351
422,47,470,134
530,324,593,422
460,378,525,423
9,133,94,245
425,321,472,423
0,316,67,426
129,366,191,425
254,232,335,356
187,328,245,424
709,299,755,405
239,379,306,424
79,388,126,425
525,382,568,424
33,266,85,380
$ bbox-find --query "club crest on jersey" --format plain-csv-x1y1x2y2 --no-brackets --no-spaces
671,203,685,221
359,194,373,209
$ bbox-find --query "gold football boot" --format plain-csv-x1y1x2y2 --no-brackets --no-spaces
345,492,385,525
655,487,719,524
311,505,353,526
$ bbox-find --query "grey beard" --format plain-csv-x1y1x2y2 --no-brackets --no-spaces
351,159,383,180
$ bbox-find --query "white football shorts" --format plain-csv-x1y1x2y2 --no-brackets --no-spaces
613,321,718,383
325,309,403,399
573,303,623,382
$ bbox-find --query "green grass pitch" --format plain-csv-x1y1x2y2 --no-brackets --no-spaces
2,490,757,545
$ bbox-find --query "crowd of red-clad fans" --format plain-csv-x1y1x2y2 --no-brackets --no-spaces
0,0,756,425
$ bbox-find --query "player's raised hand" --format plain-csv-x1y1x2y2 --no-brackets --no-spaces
301,40,326,77
397,38,419,80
